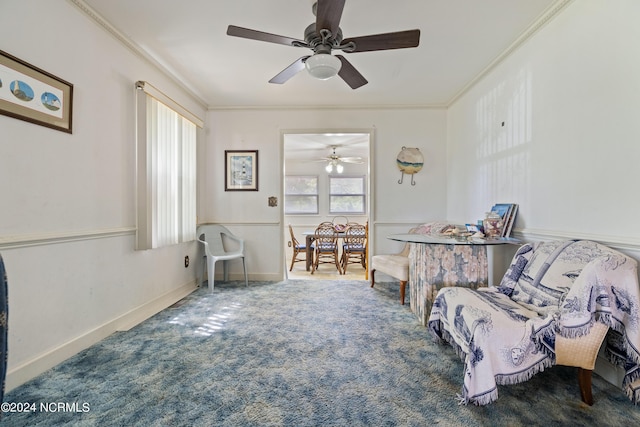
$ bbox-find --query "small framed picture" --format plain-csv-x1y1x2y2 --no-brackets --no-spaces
0,49,73,133
225,150,258,191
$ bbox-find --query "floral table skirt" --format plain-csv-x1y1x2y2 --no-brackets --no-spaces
408,242,488,325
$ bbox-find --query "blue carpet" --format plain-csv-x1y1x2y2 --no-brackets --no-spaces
3,279,640,426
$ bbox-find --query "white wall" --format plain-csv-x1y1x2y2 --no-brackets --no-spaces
446,0,640,252
203,108,448,279
0,0,205,390
445,0,640,386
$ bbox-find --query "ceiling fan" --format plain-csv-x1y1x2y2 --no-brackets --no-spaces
226,0,420,89
317,146,363,173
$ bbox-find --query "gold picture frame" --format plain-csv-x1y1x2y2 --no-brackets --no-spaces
0,49,73,133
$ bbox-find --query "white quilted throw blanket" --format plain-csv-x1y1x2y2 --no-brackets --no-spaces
428,240,640,405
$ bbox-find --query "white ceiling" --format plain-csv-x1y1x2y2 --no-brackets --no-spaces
79,0,561,109
283,132,370,162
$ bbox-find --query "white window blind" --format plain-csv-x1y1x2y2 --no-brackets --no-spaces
329,175,366,214
284,175,319,214
136,82,201,249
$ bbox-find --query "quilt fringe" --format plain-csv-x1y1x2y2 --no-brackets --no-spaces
469,390,500,406
626,380,640,405
457,389,500,406
494,358,554,387
433,319,554,406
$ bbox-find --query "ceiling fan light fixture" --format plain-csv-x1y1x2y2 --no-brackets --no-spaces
305,53,341,80
336,163,344,173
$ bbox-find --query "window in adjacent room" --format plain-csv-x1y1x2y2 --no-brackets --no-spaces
135,81,203,249
329,175,366,214
284,175,319,214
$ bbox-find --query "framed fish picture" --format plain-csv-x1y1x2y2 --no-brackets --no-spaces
0,49,73,133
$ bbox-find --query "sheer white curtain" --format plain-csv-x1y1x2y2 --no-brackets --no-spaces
136,82,200,249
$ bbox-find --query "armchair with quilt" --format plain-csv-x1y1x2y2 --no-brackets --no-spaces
428,240,640,406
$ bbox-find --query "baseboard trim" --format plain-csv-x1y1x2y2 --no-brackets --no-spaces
5,280,197,392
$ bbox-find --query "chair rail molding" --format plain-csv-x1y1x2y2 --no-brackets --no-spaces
513,228,640,253
0,227,136,250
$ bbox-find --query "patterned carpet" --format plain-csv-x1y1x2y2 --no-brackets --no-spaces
3,279,640,426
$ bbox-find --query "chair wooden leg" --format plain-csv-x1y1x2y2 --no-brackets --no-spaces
289,250,296,271
400,280,407,305
578,368,594,406
371,269,376,288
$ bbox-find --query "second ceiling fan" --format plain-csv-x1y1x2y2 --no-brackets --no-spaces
226,0,421,89
317,146,363,173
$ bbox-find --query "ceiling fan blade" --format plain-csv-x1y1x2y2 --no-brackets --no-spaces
269,56,310,84
335,55,368,89
227,25,305,47
316,0,346,36
342,29,421,53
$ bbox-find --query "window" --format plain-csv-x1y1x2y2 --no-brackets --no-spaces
284,176,319,214
329,175,366,214
136,81,203,249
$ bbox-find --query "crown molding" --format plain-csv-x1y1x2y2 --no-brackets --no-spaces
68,0,573,113
447,0,574,107
207,103,448,112
67,0,208,110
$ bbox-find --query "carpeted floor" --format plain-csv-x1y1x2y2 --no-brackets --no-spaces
3,279,640,426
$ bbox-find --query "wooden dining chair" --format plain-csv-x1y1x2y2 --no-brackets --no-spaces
341,224,367,274
288,224,311,271
312,223,341,274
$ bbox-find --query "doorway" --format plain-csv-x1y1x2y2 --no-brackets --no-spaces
282,131,372,281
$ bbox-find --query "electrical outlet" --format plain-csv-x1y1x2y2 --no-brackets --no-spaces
184,256,189,268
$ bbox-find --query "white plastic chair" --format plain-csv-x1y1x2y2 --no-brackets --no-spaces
197,224,248,292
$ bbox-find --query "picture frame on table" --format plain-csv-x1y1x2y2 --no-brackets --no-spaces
225,150,259,191
490,203,518,237
502,204,518,237
0,49,73,133
490,203,513,221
